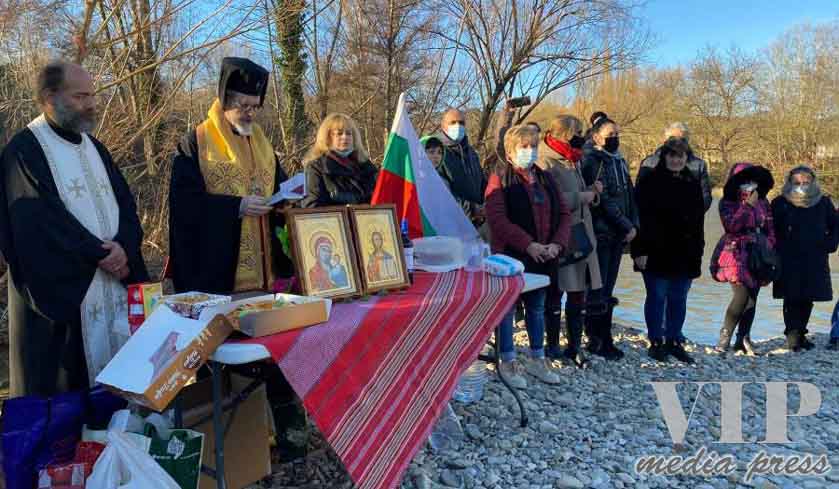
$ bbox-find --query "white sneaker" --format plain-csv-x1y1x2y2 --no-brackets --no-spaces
525,358,561,385
498,360,528,389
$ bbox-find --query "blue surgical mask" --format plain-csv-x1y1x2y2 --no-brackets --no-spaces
334,148,353,158
446,124,465,142
512,148,537,170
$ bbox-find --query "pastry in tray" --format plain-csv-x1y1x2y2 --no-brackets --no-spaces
224,298,290,327
162,292,231,319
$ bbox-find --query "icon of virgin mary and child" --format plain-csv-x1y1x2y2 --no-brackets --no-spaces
308,233,349,291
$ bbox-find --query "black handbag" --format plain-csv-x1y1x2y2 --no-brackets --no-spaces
557,217,593,267
747,229,781,283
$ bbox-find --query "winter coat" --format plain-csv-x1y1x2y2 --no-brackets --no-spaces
537,141,602,292
485,163,571,276
581,146,639,243
300,152,378,208
710,199,775,289
771,195,839,302
431,130,487,206
638,148,712,212
631,163,705,279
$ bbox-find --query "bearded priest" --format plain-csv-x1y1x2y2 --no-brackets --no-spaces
169,57,294,294
0,61,149,397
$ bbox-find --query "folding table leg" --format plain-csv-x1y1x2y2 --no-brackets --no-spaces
490,326,528,428
211,361,228,489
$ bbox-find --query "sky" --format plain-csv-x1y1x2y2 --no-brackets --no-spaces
642,0,839,67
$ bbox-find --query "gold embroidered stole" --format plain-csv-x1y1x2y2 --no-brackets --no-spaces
196,99,276,292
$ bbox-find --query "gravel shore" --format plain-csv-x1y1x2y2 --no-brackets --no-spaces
257,325,839,489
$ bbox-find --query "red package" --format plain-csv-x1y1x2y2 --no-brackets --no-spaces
37,462,86,489
74,442,106,477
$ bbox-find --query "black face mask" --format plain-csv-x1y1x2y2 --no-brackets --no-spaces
603,136,620,153
569,135,585,149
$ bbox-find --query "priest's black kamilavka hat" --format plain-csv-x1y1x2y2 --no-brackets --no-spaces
218,57,269,107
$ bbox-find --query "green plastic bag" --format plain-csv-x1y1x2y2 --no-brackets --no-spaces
144,424,204,489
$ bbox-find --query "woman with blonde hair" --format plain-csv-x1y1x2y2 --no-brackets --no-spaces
537,114,602,367
300,113,378,208
485,124,571,388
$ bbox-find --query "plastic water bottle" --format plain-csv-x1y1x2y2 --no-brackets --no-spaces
428,402,464,452
451,360,489,403
401,219,414,283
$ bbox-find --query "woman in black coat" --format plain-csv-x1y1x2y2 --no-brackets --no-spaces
631,138,705,363
771,166,839,351
300,113,377,208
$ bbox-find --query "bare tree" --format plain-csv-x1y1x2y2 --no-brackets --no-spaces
433,0,650,150
681,46,761,168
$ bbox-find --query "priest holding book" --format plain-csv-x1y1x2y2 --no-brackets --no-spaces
169,57,294,294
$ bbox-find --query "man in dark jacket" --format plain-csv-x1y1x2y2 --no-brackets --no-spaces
431,108,487,228
638,123,712,212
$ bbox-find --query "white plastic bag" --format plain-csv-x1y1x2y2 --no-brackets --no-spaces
87,431,180,489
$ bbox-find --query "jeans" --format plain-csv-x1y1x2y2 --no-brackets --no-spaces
588,239,624,312
642,272,692,341
499,288,547,362
832,300,839,340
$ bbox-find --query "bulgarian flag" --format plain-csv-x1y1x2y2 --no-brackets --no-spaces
372,93,479,241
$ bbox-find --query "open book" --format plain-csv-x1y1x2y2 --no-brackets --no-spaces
267,172,306,206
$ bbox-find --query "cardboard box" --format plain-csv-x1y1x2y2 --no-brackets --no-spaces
163,292,231,320
201,293,331,338
96,306,234,412
180,373,271,489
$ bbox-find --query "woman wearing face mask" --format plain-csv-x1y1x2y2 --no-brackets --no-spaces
300,113,378,208
710,163,775,355
485,125,571,387
537,115,603,367
580,115,638,360
631,138,705,363
771,166,839,351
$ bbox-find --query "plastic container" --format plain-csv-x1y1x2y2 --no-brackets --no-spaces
428,403,464,452
452,360,489,403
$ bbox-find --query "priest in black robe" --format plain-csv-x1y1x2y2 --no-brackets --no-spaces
169,57,293,294
0,61,148,397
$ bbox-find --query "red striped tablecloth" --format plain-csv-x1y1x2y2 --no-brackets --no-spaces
240,271,523,489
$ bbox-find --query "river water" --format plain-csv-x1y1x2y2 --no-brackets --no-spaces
611,198,839,345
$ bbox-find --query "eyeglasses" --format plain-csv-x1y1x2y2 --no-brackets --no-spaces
228,100,261,113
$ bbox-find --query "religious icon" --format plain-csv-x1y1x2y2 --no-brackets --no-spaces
349,204,410,293
287,207,361,299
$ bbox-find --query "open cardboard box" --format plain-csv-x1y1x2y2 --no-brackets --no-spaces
200,293,332,338
180,373,271,489
95,305,234,412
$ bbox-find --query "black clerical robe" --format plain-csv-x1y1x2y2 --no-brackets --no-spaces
168,129,293,295
0,123,149,397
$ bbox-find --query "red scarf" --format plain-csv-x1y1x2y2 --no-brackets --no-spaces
545,134,581,164
328,151,357,169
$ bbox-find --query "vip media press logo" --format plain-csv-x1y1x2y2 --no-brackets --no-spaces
635,382,832,482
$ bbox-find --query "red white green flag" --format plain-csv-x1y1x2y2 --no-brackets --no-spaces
371,93,478,241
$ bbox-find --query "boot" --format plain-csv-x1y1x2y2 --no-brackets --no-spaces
599,302,624,361
666,338,694,364
584,304,605,355
545,307,563,360
786,330,802,352
734,306,759,356
648,338,669,362
800,335,816,350
562,305,587,368
716,324,735,353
